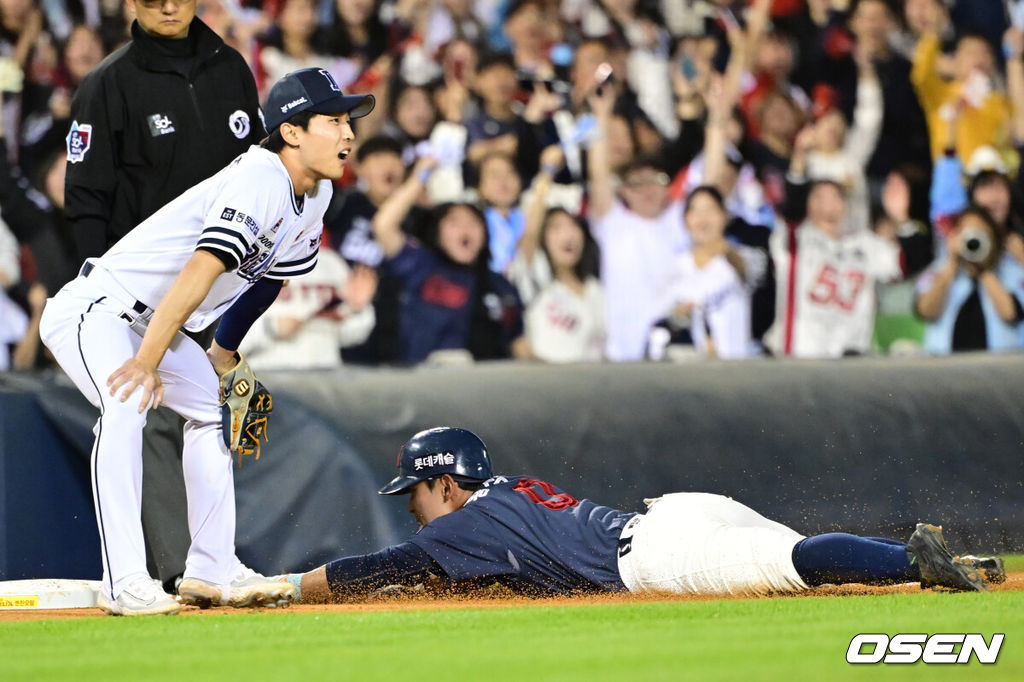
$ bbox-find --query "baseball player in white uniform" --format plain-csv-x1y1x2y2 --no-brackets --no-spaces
766,180,902,358
40,68,374,615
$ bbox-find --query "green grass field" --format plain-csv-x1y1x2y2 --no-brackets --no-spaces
2,556,1022,682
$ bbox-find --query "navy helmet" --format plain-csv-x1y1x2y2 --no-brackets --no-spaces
378,427,492,495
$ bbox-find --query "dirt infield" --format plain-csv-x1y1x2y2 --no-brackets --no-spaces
1,571,1021,623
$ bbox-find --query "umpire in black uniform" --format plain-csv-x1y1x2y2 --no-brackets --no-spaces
65,0,264,589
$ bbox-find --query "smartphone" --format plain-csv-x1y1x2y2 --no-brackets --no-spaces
593,62,614,96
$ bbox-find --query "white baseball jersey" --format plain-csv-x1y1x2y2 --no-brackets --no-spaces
93,146,330,331
525,277,606,363
765,221,902,358
240,249,375,370
656,252,753,359
592,199,691,362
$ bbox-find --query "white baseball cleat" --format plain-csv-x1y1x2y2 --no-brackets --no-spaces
178,565,295,609
97,577,180,616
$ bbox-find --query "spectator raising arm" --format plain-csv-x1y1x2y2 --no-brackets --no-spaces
586,85,617,222
518,144,565,266
372,157,437,257
1006,28,1024,147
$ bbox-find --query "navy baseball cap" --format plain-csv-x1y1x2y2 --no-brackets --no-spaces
263,68,375,133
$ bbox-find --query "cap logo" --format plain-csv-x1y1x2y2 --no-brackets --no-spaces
413,452,455,471
319,69,340,92
280,97,308,114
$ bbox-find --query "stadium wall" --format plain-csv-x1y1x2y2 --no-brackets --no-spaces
1,353,1022,581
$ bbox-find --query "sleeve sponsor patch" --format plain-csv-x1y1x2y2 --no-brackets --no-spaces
66,121,93,164
221,208,236,221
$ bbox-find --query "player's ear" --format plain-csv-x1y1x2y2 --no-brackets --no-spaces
280,121,301,147
440,474,456,501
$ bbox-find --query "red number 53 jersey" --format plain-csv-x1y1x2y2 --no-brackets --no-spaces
766,221,902,358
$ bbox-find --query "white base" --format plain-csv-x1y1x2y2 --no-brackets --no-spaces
0,579,101,609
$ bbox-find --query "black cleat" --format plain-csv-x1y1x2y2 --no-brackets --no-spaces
959,555,1006,584
906,524,987,592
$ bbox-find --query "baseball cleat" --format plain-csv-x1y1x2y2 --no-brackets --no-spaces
97,577,180,616
959,555,1006,584
178,565,296,609
907,524,987,592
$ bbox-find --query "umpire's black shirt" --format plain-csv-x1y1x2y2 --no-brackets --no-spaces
66,18,264,262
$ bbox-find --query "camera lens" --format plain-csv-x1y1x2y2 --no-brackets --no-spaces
965,237,982,252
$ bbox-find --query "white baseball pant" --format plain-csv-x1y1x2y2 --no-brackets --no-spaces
617,493,809,596
40,266,241,600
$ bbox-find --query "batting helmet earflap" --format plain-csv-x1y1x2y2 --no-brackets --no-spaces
378,427,492,495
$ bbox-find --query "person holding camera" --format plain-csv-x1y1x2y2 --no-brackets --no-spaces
914,206,1024,354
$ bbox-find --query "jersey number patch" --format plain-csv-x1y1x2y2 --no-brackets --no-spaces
513,478,579,510
807,264,866,312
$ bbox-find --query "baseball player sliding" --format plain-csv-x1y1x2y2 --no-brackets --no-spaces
281,427,1004,601
40,68,374,616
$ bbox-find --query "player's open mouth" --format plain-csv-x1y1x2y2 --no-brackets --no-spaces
338,149,350,160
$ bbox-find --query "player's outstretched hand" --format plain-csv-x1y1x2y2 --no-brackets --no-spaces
107,358,163,413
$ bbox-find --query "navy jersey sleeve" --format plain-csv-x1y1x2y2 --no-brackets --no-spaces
324,542,443,595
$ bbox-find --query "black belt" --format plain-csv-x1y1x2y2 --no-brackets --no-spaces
80,262,150,315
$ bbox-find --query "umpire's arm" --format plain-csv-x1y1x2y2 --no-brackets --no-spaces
65,72,121,262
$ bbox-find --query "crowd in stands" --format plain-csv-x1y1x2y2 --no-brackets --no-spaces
3,0,1024,371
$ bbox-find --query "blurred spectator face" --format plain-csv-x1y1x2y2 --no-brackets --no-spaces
44,151,67,210
0,0,33,27
619,165,670,219
356,149,404,202
474,62,517,107
759,92,800,141
971,175,1012,227
633,119,663,155
607,115,635,171
64,25,104,85
677,35,717,64
337,0,375,26
851,0,892,47
542,210,585,271
478,154,521,211
571,42,609,92
395,86,436,139
278,0,318,44
442,39,477,86
504,1,545,53
438,204,487,265
127,0,197,40
904,0,945,38
684,190,728,247
814,110,846,154
756,34,794,82
807,182,847,233
441,0,471,18
954,36,995,81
